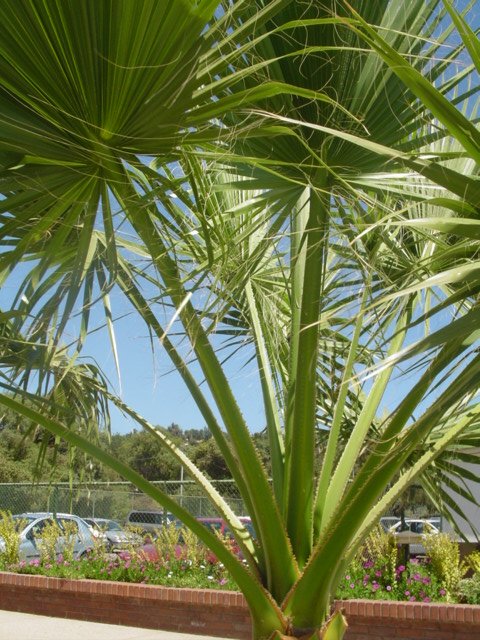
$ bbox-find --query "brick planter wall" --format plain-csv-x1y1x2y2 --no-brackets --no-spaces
334,600,480,640
0,572,251,638
1,572,480,639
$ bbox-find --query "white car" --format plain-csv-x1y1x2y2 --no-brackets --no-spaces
389,519,440,555
389,519,440,535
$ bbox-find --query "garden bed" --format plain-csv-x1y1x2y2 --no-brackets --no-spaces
1,571,480,640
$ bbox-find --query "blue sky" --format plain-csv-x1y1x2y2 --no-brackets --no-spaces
82,301,266,435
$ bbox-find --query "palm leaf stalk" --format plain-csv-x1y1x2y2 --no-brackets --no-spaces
1,2,480,639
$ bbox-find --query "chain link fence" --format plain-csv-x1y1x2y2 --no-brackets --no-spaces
0,479,246,522
0,480,440,528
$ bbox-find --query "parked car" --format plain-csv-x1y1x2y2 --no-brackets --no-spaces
0,512,94,562
389,519,440,535
389,518,440,555
83,517,142,552
197,516,255,559
380,516,400,531
125,510,175,535
197,516,254,538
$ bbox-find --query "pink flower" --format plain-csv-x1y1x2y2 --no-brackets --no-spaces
386,585,392,591
423,597,431,603
375,570,382,577
409,596,416,602
396,565,406,573
349,583,355,589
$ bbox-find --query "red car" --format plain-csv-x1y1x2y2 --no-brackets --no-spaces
197,516,253,537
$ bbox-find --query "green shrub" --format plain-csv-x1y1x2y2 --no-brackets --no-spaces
363,525,398,587
0,510,25,566
60,520,78,564
180,526,207,565
151,522,180,561
458,575,480,605
465,551,480,575
35,520,62,565
422,533,467,601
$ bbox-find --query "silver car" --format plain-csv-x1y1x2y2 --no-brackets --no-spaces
83,517,141,551
0,512,94,562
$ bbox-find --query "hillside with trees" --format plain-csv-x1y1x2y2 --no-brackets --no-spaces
0,410,233,483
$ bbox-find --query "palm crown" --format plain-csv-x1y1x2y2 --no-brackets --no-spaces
1,2,480,638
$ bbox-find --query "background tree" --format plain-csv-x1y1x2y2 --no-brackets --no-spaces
191,438,231,480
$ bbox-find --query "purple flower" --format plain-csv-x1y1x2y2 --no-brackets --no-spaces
423,597,431,603
404,590,410,596
363,560,374,569
413,573,421,581
386,585,392,591
349,583,355,589
218,578,227,586
422,577,431,585
363,575,370,582
439,589,446,596
396,565,406,573
375,570,382,577
409,596,416,602
29,559,40,566
372,583,380,591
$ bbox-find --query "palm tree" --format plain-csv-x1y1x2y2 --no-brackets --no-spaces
1,1,480,638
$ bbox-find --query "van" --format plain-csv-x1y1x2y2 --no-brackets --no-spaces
125,510,175,534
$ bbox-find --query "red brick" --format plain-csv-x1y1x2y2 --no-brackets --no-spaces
3,575,480,640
